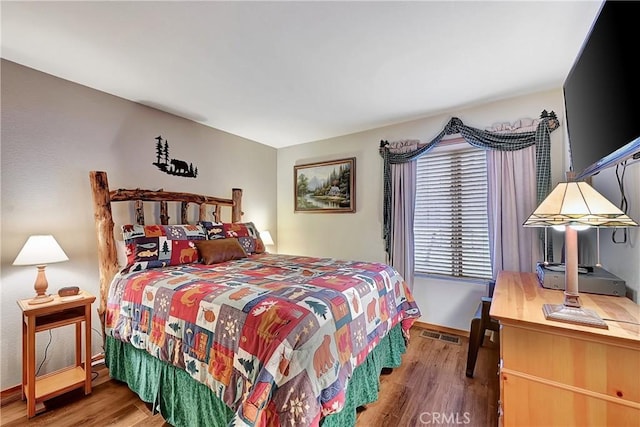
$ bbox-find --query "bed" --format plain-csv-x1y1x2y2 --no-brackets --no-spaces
89,171,421,427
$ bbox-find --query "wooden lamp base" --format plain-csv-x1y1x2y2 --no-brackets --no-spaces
27,265,54,305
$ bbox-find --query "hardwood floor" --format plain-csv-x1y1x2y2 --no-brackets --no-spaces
356,327,499,427
0,326,499,426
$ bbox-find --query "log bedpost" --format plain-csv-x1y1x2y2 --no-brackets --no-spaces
160,201,169,225
180,202,189,224
89,171,120,344
232,188,243,223
135,200,144,225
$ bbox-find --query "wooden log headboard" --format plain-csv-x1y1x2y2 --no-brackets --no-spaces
89,171,243,339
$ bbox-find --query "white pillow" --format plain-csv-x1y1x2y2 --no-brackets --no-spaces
116,238,128,269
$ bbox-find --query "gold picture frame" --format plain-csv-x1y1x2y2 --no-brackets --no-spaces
294,158,355,213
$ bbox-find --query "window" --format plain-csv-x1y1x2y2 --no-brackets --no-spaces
414,140,492,279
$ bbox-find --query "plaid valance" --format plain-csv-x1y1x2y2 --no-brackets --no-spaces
379,112,560,257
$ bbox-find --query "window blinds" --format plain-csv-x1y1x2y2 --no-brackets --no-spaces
414,144,492,279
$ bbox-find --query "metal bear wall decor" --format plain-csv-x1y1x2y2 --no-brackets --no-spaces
152,135,199,178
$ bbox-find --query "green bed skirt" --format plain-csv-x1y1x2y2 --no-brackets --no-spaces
105,324,407,427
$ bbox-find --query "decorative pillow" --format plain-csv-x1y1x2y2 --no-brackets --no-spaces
121,224,206,272
194,238,247,265
199,221,265,254
200,221,225,240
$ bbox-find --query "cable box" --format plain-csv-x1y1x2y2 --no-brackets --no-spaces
536,263,626,297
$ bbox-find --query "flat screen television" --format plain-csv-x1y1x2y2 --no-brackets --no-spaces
563,0,640,180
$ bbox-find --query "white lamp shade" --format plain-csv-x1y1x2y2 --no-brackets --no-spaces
13,235,69,266
260,230,275,246
524,181,638,228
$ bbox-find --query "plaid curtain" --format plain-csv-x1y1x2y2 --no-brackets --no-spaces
380,113,559,259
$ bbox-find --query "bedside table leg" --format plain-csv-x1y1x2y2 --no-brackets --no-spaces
75,322,82,367
84,305,92,395
21,319,26,401
26,318,36,418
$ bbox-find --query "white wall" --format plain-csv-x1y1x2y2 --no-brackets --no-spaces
0,60,277,390
277,89,569,331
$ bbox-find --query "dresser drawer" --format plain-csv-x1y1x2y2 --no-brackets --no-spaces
501,324,640,405
501,372,639,427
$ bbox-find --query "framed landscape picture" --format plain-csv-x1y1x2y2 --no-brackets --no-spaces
294,157,355,213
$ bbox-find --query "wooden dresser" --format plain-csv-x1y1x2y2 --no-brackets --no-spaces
490,271,640,426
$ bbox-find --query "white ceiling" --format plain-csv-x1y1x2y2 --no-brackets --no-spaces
1,1,603,149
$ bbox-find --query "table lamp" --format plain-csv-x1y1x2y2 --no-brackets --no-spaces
13,235,69,305
523,181,637,329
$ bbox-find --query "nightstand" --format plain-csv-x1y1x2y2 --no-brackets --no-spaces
17,290,96,418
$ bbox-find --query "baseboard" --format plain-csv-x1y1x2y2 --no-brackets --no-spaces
0,384,21,406
413,320,469,338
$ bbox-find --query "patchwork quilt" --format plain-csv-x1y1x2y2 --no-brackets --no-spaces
106,253,421,426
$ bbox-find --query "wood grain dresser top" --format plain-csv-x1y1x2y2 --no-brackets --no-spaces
490,271,640,345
